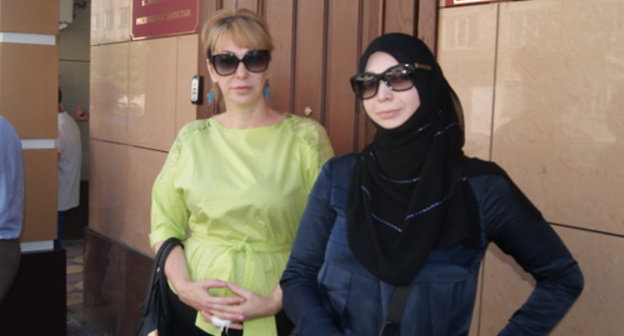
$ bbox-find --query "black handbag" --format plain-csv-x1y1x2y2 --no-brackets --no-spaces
137,237,183,336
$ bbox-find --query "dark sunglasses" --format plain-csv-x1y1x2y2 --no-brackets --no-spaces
350,62,432,100
209,50,270,76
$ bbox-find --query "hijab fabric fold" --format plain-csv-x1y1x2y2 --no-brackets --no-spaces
347,33,478,286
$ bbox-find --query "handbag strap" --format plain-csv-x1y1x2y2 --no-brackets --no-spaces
144,237,182,293
137,237,183,336
155,237,183,271
378,285,412,336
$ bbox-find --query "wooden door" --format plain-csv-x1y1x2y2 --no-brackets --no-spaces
197,0,438,155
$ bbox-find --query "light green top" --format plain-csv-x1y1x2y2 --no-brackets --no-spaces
150,114,333,335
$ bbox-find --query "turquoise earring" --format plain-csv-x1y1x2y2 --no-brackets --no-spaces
207,88,216,104
263,80,270,99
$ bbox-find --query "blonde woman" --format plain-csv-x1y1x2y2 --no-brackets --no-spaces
150,9,333,336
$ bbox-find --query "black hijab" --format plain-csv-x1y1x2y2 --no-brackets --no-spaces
347,33,479,286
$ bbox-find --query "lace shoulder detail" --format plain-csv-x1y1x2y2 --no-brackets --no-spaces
158,119,212,178
287,114,334,167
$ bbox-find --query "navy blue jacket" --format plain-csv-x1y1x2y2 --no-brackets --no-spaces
281,154,583,336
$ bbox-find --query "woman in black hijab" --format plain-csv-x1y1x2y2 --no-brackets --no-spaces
281,33,583,336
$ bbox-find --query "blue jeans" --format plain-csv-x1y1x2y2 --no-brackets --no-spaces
56,211,66,247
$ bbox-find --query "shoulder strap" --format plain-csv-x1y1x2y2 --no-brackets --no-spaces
145,237,182,289
378,285,412,336
154,237,183,270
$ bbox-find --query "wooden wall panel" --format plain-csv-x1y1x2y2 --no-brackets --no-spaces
222,0,237,10
238,0,259,11
357,0,383,149
222,0,259,11
417,0,439,53
0,0,58,34
324,1,361,155
196,0,218,119
265,0,295,114
21,149,57,242
384,0,416,35
293,0,326,123
0,43,57,138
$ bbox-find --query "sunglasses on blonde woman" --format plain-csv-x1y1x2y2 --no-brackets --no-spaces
350,62,432,100
209,50,270,76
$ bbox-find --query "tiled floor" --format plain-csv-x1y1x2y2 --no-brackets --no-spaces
65,239,108,336
61,182,109,335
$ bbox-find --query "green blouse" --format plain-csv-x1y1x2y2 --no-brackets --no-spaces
149,114,333,335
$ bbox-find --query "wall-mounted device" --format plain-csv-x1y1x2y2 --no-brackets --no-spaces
191,75,203,105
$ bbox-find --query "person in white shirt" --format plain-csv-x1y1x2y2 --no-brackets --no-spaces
0,116,24,305
56,89,81,247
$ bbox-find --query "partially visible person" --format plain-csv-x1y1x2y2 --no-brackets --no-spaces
76,105,89,121
281,33,583,336
149,8,333,336
56,89,82,247
0,117,24,305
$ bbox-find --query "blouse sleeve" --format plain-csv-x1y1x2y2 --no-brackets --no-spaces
281,159,344,336
476,175,584,336
149,125,192,246
298,118,334,194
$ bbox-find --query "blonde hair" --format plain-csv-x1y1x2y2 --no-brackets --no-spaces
201,8,274,59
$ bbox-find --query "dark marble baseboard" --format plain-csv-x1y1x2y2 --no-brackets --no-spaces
83,228,152,335
0,247,66,335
